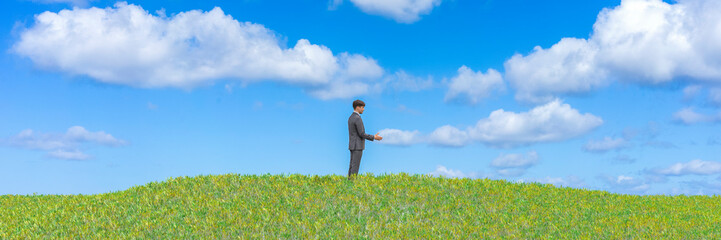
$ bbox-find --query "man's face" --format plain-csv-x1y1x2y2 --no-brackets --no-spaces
356,106,365,114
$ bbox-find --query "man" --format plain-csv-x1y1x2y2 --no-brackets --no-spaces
348,99,382,180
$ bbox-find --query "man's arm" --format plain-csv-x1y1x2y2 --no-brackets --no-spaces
355,118,374,141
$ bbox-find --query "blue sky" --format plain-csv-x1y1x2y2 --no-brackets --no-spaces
2,0,721,196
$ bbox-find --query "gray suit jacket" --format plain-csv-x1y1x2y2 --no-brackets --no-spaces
348,112,374,150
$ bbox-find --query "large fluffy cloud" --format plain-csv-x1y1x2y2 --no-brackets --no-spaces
444,66,505,105
345,0,442,23
505,38,608,103
378,99,603,148
466,99,603,147
13,2,385,99
504,0,721,103
2,126,126,160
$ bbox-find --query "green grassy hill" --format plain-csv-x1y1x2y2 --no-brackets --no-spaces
1,173,720,239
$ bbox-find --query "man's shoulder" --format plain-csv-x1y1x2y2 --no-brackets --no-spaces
350,114,362,124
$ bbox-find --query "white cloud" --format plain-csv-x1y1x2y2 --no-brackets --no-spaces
13,2,384,100
328,0,344,10
598,174,650,194
490,151,538,177
583,137,629,153
490,151,538,169
505,38,608,103
504,0,721,103
377,99,602,148
427,165,470,178
427,125,470,147
4,126,126,160
680,86,721,107
347,0,442,23
65,126,125,146
654,159,721,176
32,0,91,7
9,129,72,150
377,128,422,146
683,85,702,100
673,108,706,124
585,123,682,157
307,79,379,100
426,165,497,180
466,99,603,147
444,66,505,105
313,70,434,99
672,107,720,124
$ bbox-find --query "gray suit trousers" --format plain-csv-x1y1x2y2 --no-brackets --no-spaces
348,150,363,179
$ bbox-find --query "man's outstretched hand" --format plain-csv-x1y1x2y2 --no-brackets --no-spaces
375,132,383,141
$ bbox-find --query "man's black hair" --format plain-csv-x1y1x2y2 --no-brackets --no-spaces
353,99,365,110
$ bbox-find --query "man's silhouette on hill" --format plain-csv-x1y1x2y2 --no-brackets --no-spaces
348,99,382,180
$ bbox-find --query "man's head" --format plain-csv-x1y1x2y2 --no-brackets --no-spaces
353,99,365,114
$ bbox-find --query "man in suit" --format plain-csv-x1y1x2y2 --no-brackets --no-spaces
348,99,382,180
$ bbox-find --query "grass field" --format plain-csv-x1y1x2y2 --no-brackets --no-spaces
1,172,720,239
